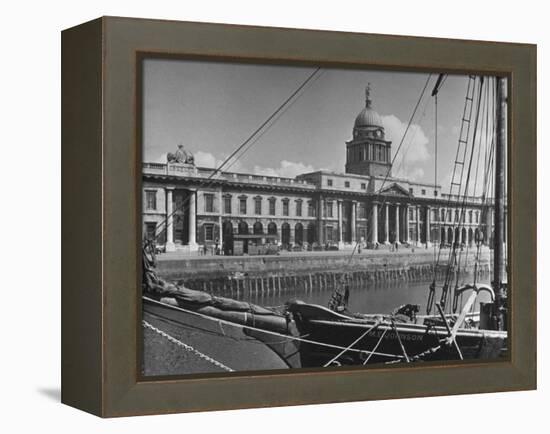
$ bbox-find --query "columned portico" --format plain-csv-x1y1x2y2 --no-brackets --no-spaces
165,187,175,252
142,85,499,257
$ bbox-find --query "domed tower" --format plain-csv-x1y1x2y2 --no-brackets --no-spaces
345,84,392,177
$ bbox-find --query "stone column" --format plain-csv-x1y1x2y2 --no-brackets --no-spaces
188,190,198,250
317,197,324,244
384,203,390,244
404,204,410,244
486,208,493,246
165,187,175,252
426,206,432,248
338,200,344,247
218,188,223,253
351,201,357,243
395,204,400,244
371,202,378,245
415,207,420,246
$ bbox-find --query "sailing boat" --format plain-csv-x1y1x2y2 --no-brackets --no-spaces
142,72,508,372
283,75,508,367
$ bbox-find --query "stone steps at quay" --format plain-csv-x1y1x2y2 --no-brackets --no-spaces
155,249,492,295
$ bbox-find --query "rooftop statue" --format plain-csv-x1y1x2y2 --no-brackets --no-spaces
167,144,194,165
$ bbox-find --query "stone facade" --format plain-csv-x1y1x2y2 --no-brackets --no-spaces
142,85,498,254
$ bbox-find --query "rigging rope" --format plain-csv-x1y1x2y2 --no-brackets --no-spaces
144,298,406,360
149,67,323,241
361,74,433,253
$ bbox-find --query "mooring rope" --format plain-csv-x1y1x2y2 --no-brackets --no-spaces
143,320,234,372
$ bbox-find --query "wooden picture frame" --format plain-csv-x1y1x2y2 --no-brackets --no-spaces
61,16,536,417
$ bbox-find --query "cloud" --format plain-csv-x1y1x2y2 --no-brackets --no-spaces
194,151,245,172
394,166,425,182
154,152,168,163
253,160,315,178
382,114,430,181
451,125,460,136
194,152,314,178
194,151,218,168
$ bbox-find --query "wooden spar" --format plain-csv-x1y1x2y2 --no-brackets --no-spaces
435,302,464,360
494,76,507,330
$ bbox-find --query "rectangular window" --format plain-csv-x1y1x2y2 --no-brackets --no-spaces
145,222,156,240
409,208,414,220
295,201,302,217
421,189,426,195
282,200,289,216
269,198,276,216
455,210,459,222
359,203,367,219
325,201,333,218
145,190,156,210
344,181,350,188
475,211,479,223
254,197,262,215
441,209,445,222
327,179,333,187
308,201,315,217
239,198,247,215
204,224,214,242
469,210,473,223
326,226,334,242
204,193,214,212
223,196,231,214
409,188,414,194
361,183,366,190
448,210,452,222
434,190,438,197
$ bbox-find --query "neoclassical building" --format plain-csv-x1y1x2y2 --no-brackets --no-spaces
143,86,495,254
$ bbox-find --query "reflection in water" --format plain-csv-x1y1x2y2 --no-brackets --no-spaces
233,274,492,315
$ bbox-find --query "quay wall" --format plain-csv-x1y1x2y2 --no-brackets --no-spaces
156,249,491,296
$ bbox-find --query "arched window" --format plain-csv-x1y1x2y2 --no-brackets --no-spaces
253,221,263,235
295,223,304,245
267,222,277,235
238,221,249,235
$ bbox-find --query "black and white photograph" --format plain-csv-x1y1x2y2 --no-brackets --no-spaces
2,0,544,428
140,59,509,377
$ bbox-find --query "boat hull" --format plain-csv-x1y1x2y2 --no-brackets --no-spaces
288,302,507,367
143,297,302,374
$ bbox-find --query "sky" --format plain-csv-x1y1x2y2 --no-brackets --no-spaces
142,58,500,191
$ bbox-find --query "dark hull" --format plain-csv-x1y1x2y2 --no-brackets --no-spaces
288,303,507,367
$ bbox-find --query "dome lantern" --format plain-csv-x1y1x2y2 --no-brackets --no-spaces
354,83,383,129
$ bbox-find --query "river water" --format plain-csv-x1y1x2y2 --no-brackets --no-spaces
235,273,493,315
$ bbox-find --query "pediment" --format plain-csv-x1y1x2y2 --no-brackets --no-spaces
380,183,411,197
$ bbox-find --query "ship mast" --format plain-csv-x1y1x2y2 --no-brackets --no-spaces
493,76,507,330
